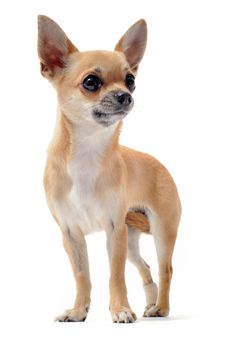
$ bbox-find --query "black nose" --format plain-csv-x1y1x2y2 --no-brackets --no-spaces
114,92,132,106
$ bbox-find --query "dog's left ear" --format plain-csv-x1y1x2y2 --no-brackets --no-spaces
115,19,147,71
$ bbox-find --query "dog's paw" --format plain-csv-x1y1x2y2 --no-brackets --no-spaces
112,308,137,323
143,304,169,317
55,307,88,322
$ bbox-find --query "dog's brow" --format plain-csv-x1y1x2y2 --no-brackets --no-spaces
95,67,102,74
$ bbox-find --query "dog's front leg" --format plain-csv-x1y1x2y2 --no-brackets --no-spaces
107,223,137,323
55,227,91,322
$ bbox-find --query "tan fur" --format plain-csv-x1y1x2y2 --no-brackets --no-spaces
126,212,150,233
38,15,181,323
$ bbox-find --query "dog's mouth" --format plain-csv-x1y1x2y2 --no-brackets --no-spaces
93,109,128,126
92,91,134,127
94,110,127,118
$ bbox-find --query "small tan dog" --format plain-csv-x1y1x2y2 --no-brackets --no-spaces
37,15,181,323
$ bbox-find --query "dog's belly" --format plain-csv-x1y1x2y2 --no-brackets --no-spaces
54,185,104,235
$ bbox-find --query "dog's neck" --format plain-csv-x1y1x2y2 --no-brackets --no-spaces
51,111,122,171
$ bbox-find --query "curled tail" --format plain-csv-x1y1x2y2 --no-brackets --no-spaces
125,211,150,234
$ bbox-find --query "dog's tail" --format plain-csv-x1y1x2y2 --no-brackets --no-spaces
125,211,151,234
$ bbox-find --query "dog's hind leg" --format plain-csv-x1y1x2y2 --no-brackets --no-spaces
144,207,180,317
127,227,158,314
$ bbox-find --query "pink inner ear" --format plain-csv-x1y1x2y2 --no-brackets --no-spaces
42,45,65,68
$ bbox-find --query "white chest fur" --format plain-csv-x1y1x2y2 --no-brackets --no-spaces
54,122,118,235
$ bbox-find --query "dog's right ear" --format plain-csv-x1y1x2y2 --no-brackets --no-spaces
37,15,78,79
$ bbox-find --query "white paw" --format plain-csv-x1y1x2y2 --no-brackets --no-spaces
112,310,137,323
143,304,169,317
55,307,88,322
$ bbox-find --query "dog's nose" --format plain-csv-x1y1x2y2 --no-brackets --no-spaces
114,92,132,106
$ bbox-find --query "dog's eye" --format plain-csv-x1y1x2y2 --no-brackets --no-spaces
83,75,102,92
125,74,135,92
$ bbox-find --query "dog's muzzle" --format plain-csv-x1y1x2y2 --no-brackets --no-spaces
93,90,134,126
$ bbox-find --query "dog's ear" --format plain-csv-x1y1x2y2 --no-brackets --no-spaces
115,19,147,71
37,15,78,79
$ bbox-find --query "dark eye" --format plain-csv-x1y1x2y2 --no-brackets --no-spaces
83,75,102,92
125,74,135,92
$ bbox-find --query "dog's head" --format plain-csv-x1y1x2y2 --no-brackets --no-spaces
37,16,147,127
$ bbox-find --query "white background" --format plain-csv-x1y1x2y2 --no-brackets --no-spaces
0,0,232,349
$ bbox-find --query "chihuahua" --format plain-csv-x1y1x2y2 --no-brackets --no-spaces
37,15,181,323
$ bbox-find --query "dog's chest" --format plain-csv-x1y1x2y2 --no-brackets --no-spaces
66,156,103,234
54,125,116,235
